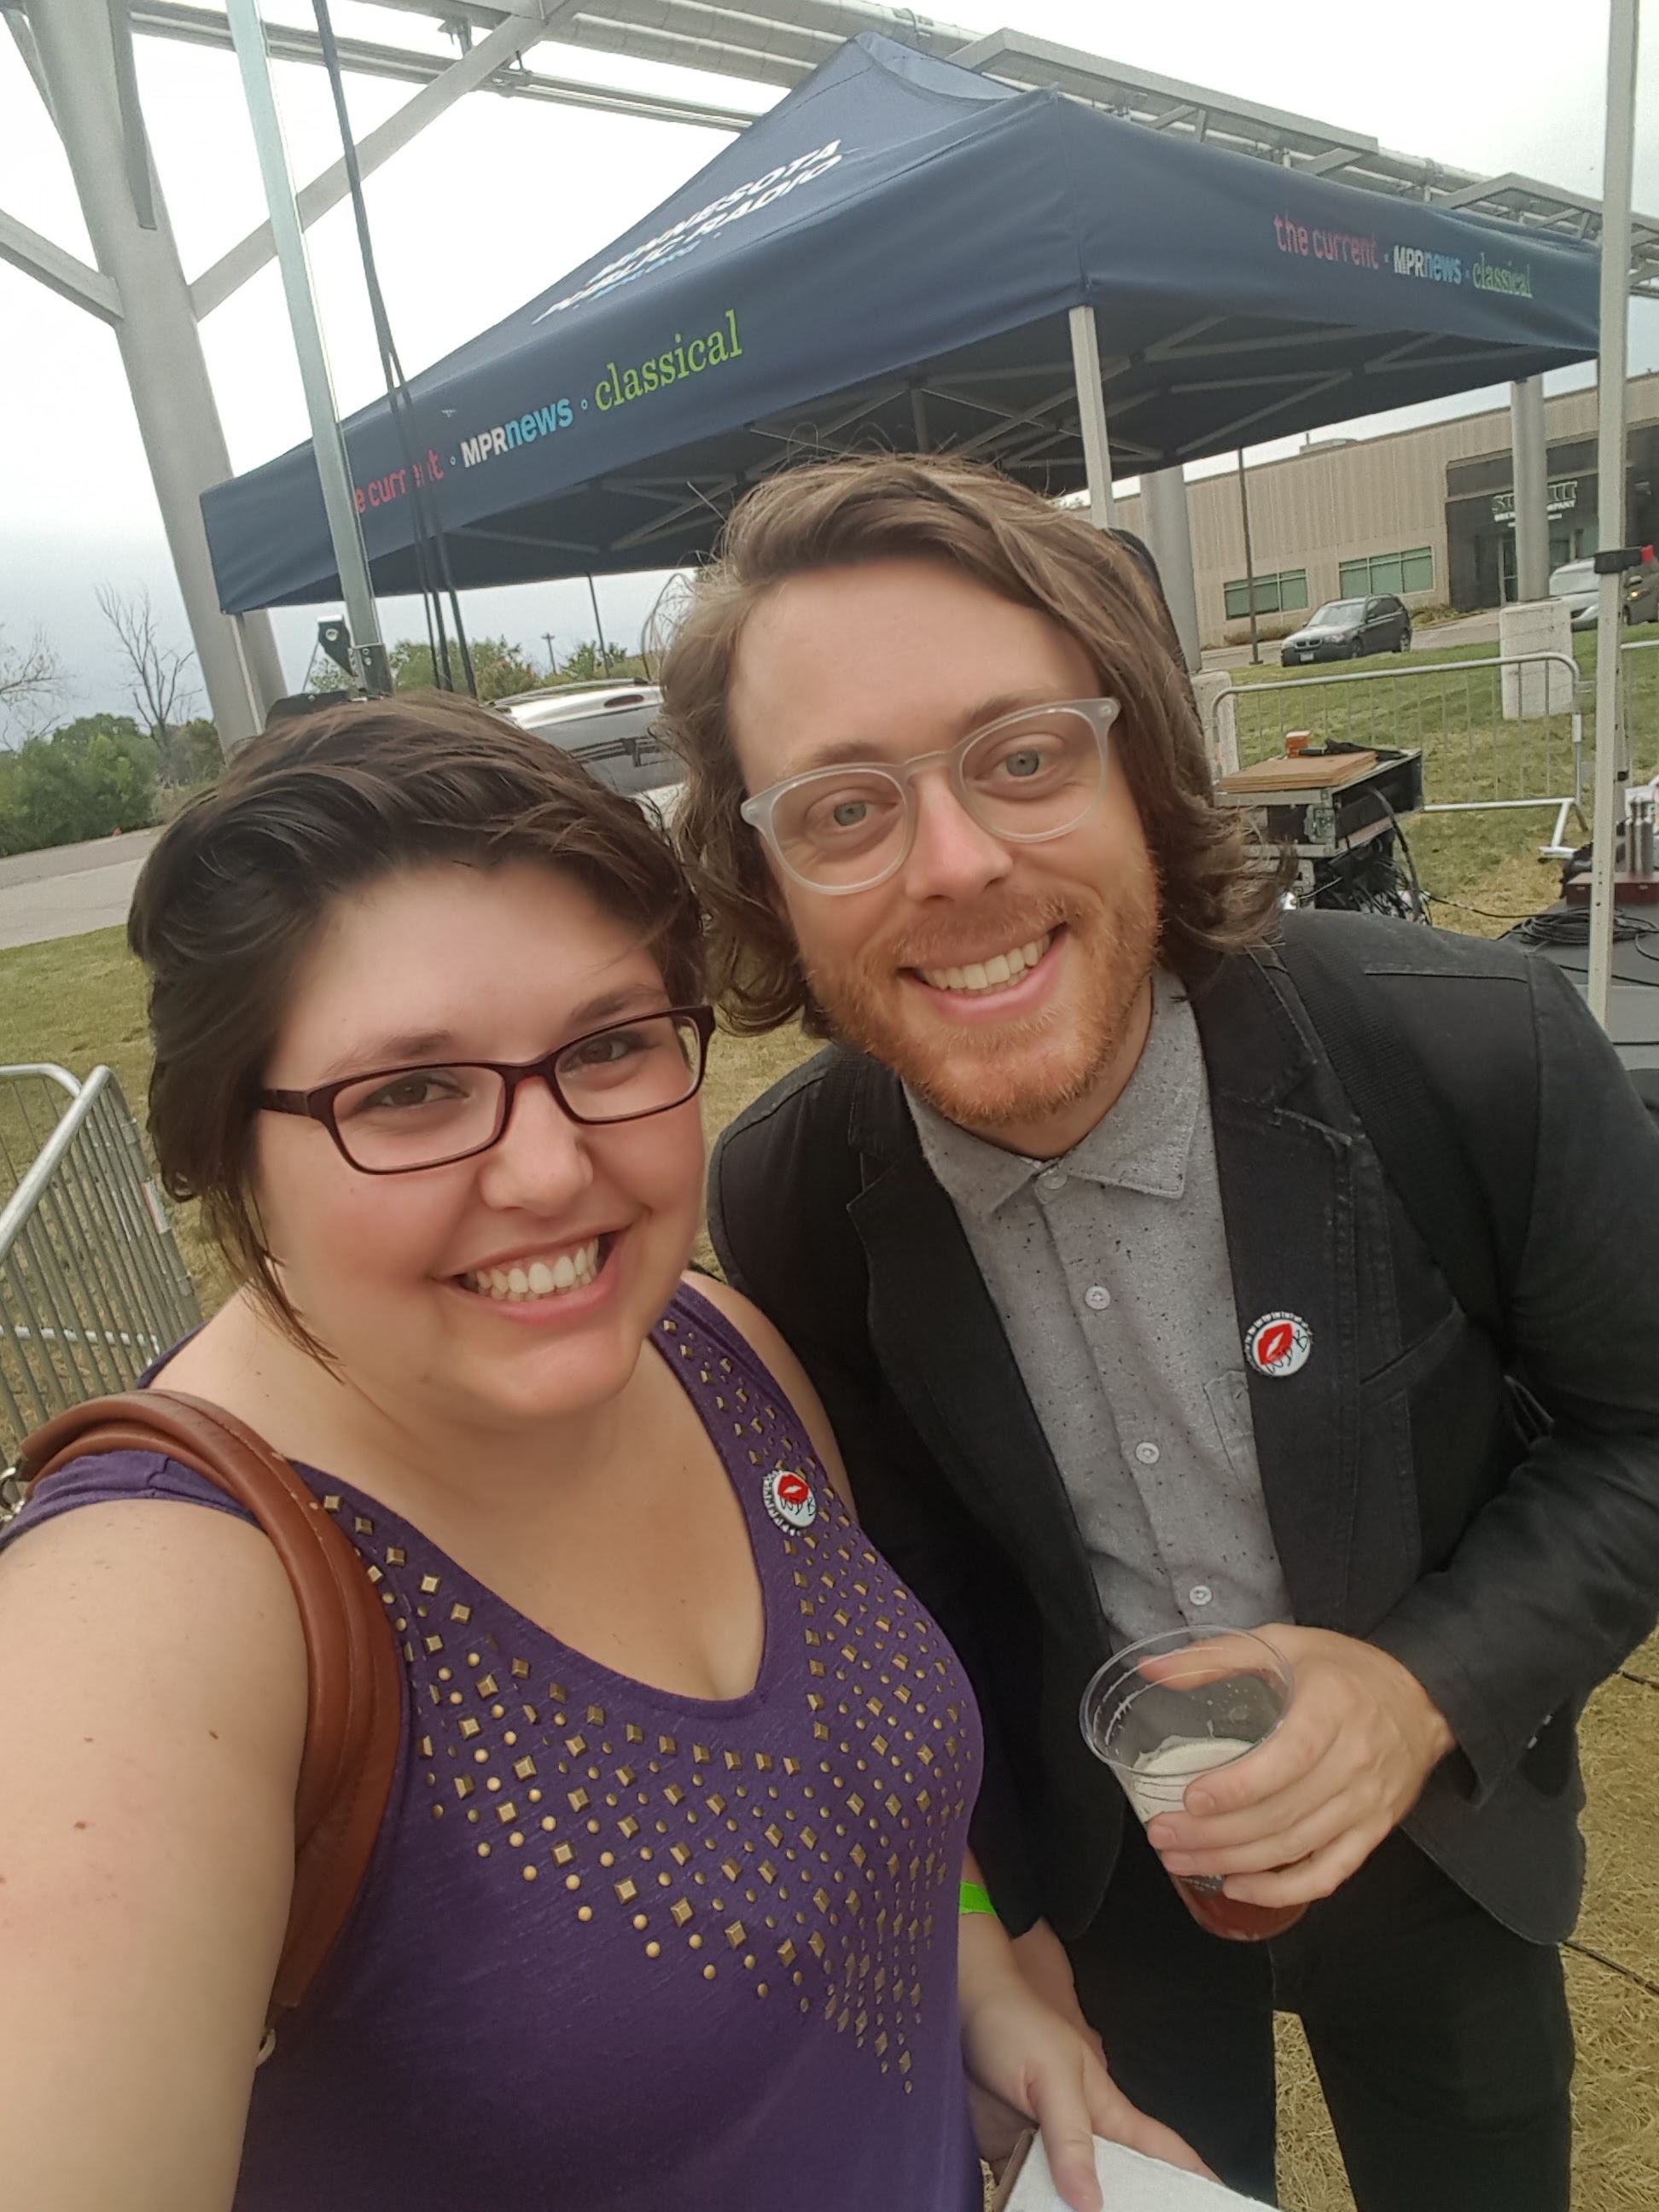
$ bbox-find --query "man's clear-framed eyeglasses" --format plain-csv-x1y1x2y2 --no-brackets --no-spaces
259,1005,716,1174
739,697,1120,895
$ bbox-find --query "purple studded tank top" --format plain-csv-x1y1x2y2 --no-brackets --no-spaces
5,1282,984,2209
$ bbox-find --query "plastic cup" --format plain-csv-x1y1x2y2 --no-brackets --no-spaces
1080,1626,1307,1942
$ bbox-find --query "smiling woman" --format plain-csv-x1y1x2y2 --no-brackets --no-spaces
0,694,1174,2212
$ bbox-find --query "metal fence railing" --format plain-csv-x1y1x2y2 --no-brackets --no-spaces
1210,652,1586,855
0,1065,200,1474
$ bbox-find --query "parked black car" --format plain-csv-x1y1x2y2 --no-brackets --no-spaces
1280,594,1412,664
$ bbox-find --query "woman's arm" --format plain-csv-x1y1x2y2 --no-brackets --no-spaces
956,1856,1210,2212
0,1499,308,2212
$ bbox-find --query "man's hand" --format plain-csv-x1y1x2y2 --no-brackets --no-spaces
1144,1625,1455,1907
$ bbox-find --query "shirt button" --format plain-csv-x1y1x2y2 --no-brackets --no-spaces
1190,1584,1214,1607
1085,1285,1111,1311
1134,1441,1160,1465
1038,1167,1068,1193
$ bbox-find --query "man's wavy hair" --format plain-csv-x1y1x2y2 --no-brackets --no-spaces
658,454,1280,1034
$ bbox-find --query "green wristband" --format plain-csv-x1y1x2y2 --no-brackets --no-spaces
959,1880,998,1918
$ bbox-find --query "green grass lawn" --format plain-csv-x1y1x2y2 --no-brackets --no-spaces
1229,620,1659,788
1213,623,1659,934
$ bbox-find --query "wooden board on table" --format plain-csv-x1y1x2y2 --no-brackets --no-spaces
1220,750,1377,794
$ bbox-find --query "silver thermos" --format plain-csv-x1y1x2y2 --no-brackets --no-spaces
1627,789,1656,878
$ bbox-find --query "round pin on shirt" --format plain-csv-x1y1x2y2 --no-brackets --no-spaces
1245,1311,1313,1377
762,1465,818,1533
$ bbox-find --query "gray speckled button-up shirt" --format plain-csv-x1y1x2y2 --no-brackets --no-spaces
906,969,1291,1650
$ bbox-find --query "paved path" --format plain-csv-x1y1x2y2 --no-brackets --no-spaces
0,828,162,952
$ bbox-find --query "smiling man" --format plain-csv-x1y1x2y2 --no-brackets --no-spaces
661,456,1659,2210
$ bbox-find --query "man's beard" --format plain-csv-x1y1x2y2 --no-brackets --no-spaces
801,870,1161,1140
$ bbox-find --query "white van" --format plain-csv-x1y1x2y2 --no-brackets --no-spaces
497,682,684,822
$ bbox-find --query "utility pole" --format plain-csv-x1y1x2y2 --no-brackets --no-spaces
544,632,558,680
25,0,286,748
1236,448,1261,666
585,576,614,677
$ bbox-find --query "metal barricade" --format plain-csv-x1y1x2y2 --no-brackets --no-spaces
0,1064,200,1473
1210,653,1585,857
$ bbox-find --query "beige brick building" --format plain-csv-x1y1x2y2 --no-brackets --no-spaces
1115,371,1659,649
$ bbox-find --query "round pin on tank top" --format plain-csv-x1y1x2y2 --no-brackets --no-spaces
762,1465,818,1532
1245,1311,1313,1377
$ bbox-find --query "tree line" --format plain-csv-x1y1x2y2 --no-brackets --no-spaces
0,602,645,859
307,633,650,697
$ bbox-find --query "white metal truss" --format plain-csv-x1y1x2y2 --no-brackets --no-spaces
131,0,1650,300
10,1,1651,334
0,0,1646,738
955,28,1659,301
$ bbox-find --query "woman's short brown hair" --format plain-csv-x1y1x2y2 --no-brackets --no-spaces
659,454,1279,1033
128,692,702,1335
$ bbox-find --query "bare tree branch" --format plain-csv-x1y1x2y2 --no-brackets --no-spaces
96,585,199,775
0,625,64,745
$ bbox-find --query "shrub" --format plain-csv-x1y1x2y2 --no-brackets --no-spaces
0,714,160,855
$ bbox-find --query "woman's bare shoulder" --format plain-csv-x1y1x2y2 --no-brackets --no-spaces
0,1490,308,1754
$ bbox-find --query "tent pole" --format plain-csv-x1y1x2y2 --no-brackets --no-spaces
1586,0,1640,1029
1510,376,1550,603
1068,305,1117,529
224,0,389,696
1139,466,1202,672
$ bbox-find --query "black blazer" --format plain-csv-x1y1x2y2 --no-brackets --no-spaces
709,913,1659,1946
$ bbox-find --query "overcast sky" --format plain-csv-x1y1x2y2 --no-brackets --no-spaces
3,0,1656,724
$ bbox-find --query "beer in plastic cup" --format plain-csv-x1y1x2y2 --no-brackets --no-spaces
1080,1626,1307,1942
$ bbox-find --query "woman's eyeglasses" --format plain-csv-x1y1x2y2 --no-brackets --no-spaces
259,1005,716,1174
739,697,1119,895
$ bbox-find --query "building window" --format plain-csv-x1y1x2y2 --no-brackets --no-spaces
1339,547,1435,597
1223,568,1309,619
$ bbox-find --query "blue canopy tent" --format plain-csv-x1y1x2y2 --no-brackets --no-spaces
202,32,1600,614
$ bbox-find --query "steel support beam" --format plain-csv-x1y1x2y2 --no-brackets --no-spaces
189,8,570,318
26,0,285,748
0,206,123,321
310,0,826,90
1509,375,1550,604
1068,304,1117,529
3,4,55,119
1138,465,1202,672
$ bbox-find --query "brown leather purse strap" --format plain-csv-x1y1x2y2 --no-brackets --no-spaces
18,1389,403,2020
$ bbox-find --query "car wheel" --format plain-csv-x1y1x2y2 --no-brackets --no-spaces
1395,627,1411,651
